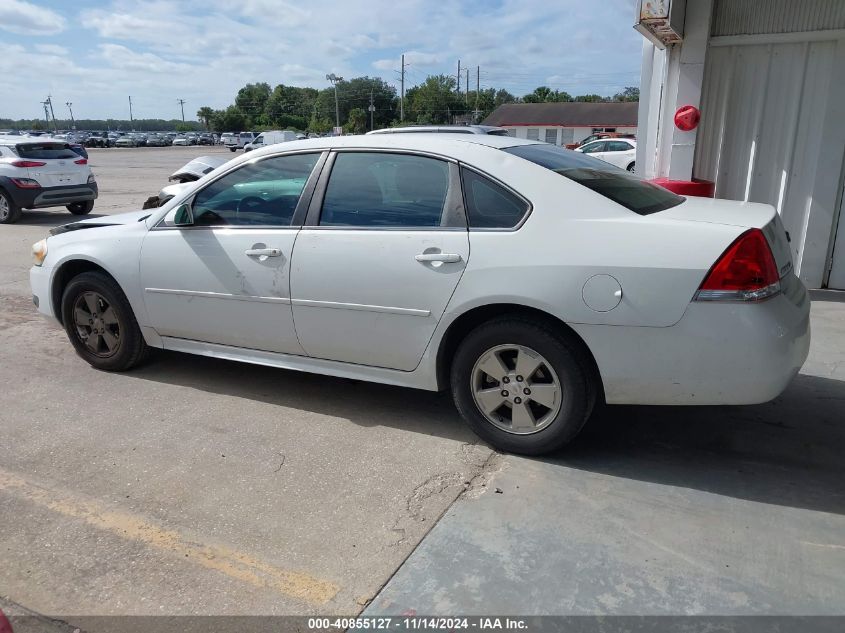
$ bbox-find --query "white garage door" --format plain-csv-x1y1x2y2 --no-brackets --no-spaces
694,36,845,288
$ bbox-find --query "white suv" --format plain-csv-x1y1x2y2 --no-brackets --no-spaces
0,136,98,224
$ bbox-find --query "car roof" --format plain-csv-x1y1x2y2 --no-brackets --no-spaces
245,133,540,158
367,125,507,135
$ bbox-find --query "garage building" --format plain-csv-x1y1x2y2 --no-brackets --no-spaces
482,102,638,147
635,0,845,289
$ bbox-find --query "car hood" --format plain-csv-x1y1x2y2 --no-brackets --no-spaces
49,209,151,236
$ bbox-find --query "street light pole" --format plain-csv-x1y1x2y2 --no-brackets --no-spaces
325,73,343,131
66,102,75,129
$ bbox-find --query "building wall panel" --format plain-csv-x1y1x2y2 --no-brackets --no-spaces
712,0,845,37
695,36,843,286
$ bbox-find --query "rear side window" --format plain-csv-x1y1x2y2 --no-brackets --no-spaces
607,141,633,152
461,168,529,229
320,152,450,228
503,144,683,216
15,143,77,159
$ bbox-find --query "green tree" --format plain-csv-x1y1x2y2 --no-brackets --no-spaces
30,119,45,130
574,94,607,102
407,74,464,124
264,84,318,127
522,86,572,103
211,105,248,132
308,114,333,134
235,82,272,125
612,86,640,102
196,106,215,129
345,107,367,134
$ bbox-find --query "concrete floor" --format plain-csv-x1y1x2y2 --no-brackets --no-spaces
367,297,845,616
0,147,496,621
1,146,843,627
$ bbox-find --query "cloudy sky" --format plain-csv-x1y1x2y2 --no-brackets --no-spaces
0,0,643,121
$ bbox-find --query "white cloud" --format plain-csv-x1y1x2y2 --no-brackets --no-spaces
34,44,69,55
0,0,64,35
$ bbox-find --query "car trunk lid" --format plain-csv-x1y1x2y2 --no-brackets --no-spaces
656,196,794,278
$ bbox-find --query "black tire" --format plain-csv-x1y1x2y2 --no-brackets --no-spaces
229,147,237,152
67,200,95,215
450,316,595,455
626,161,636,172
61,271,148,371
0,189,22,224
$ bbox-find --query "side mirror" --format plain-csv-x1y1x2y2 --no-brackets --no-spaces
164,202,194,227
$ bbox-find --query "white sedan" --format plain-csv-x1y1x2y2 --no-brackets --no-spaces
29,135,810,455
576,138,637,171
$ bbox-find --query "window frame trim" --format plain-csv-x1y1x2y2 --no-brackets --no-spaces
151,149,329,231
304,149,467,231
458,163,534,232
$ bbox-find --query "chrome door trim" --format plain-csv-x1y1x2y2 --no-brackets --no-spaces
145,288,291,304
290,298,430,317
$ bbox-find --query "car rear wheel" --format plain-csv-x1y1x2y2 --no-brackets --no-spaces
61,272,148,371
0,190,22,224
451,317,595,455
67,200,95,215
627,161,636,172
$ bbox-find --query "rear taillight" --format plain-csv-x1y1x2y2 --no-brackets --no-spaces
694,229,781,302
74,158,88,165
11,160,47,167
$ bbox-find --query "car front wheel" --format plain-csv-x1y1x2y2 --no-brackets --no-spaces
451,317,595,455
67,201,95,215
61,271,148,371
0,190,22,224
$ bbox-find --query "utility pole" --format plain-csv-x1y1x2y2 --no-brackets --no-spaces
457,59,461,93
325,73,343,131
128,95,134,128
400,54,405,122
368,87,375,131
65,102,75,129
46,95,57,131
41,100,50,129
177,98,186,122
475,65,481,121
465,68,469,104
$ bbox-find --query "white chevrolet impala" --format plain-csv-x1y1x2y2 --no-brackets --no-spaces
30,135,810,454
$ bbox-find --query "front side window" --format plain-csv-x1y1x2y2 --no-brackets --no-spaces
503,144,683,216
190,153,320,227
461,168,529,229
320,152,450,228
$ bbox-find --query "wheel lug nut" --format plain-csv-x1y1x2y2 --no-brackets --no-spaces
516,375,523,382
523,388,531,395
502,377,510,383
501,390,509,397
514,397,522,404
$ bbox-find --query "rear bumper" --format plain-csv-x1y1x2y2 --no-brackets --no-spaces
575,274,811,405
6,182,98,210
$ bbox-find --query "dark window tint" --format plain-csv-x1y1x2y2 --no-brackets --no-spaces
579,141,606,154
607,140,633,152
320,152,449,227
191,153,319,227
15,142,77,159
461,168,529,229
503,144,683,216
486,129,511,136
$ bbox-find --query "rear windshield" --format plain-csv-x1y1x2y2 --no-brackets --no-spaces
503,144,683,216
16,142,78,160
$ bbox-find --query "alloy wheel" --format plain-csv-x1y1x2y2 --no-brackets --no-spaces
72,291,121,357
471,344,562,435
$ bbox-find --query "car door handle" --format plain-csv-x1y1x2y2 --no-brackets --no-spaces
245,248,282,257
415,253,462,263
